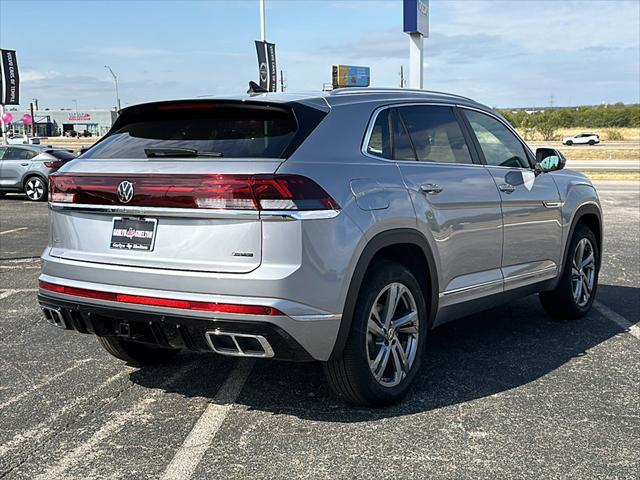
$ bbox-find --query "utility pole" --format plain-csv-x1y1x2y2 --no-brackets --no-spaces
30,102,35,137
104,65,121,112
280,69,285,92
400,65,405,88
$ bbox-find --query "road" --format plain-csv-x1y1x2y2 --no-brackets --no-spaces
0,182,638,479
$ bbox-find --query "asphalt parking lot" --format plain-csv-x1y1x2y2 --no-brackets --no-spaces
0,181,638,479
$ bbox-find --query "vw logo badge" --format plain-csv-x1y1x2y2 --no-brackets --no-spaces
116,180,134,203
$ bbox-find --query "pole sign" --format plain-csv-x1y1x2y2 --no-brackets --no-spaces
255,41,277,92
332,65,370,89
403,0,429,37
0,49,20,105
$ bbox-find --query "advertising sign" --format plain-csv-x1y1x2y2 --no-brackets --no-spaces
255,41,277,92
0,49,20,105
332,65,370,89
403,0,429,37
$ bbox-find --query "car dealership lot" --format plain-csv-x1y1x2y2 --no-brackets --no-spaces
0,181,638,479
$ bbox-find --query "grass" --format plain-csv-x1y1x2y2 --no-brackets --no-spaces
517,127,640,142
560,147,639,161
583,171,640,181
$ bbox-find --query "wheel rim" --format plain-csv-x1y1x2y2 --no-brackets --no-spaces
366,282,419,388
571,238,596,307
25,178,44,200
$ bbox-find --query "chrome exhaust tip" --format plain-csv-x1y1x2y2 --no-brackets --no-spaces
41,306,68,329
205,330,274,358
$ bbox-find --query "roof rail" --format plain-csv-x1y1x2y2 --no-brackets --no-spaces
329,87,476,103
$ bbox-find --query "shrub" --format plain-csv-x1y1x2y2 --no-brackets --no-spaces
604,128,624,141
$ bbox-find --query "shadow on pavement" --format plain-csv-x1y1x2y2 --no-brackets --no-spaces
130,285,638,421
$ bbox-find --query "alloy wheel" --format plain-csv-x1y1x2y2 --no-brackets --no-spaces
25,178,45,201
366,282,419,387
571,238,596,307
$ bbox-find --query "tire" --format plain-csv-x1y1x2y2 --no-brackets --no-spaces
324,261,428,406
0,192,5,198
23,176,47,202
566,140,573,146
540,225,599,319
588,139,595,145
97,336,179,366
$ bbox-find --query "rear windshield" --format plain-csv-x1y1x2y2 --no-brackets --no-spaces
48,150,76,160
82,106,299,159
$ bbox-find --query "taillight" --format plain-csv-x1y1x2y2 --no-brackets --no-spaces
39,281,284,316
48,174,339,210
44,160,65,169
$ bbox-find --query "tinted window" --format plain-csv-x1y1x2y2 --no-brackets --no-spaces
390,109,416,161
6,147,36,160
82,106,298,159
0,147,7,160
366,109,392,158
465,110,529,168
48,150,76,160
398,106,472,164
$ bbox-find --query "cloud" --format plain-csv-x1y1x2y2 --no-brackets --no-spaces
87,47,174,58
21,70,62,82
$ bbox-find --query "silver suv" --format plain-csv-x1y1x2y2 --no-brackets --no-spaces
0,145,76,201
38,89,602,405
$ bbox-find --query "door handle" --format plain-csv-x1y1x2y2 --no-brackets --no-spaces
20,163,29,166
498,184,516,194
420,184,443,195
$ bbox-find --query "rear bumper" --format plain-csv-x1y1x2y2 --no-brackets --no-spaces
37,276,342,361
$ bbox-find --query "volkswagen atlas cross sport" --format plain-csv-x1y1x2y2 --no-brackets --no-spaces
38,89,602,406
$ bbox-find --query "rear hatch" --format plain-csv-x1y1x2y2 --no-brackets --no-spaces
48,99,330,273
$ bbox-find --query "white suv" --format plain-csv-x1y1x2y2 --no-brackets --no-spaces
562,133,600,146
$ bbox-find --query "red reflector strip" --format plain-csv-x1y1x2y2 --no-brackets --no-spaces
39,281,283,316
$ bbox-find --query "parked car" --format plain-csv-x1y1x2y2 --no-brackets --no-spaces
0,145,77,201
64,130,78,137
7,134,41,145
563,133,600,146
38,90,602,405
81,130,93,137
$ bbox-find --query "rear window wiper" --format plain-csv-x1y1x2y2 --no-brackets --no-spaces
144,147,224,158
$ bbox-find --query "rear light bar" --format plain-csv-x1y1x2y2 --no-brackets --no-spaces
48,174,339,211
39,281,284,316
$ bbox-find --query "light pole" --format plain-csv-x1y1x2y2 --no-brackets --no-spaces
104,65,121,112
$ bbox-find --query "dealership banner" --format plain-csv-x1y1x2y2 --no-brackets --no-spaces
0,49,20,105
255,41,277,92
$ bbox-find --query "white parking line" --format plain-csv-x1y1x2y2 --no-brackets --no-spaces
594,301,640,341
35,363,195,480
160,359,254,480
0,359,92,411
0,368,132,458
0,289,38,300
0,227,28,235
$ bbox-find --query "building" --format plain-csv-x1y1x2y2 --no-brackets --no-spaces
3,108,117,137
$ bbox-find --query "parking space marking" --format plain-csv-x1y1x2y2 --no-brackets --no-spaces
594,301,640,341
0,289,38,300
0,368,133,458
35,362,196,480
0,227,28,236
0,359,92,411
160,359,254,480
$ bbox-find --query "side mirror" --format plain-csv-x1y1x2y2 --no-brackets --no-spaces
535,148,566,174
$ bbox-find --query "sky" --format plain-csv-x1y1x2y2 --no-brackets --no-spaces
1,0,639,110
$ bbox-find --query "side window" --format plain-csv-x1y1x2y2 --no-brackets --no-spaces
464,110,530,168
390,109,416,161
398,106,473,164
0,147,7,160
366,109,392,158
22,149,37,160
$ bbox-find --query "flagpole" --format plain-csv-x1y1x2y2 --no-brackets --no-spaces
259,0,266,42
0,104,7,145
